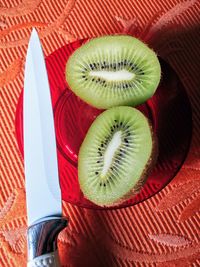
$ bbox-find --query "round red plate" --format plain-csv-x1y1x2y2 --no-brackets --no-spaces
15,39,192,209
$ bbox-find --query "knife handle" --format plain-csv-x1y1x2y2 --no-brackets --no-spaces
27,250,60,267
27,217,68,267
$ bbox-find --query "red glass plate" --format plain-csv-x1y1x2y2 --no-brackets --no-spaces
15,39,192,209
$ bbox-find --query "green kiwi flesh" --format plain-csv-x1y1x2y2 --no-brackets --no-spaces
66,35,161,109
78,106,156,206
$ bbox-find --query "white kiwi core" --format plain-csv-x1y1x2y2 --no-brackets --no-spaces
89,70,135,82
101,131,122,177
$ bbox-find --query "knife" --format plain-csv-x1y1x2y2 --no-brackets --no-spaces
24,28,68,267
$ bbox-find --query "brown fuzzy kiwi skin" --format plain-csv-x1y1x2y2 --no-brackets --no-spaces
96,121,158,208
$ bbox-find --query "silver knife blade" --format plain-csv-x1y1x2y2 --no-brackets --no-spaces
24,28,62,226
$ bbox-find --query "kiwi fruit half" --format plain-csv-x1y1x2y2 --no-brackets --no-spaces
78,106,156,206
66,35,161,109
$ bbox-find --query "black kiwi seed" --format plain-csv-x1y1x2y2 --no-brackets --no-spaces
97,160,100,163
124,138,128,143
103,183,106,187
95,172,98,175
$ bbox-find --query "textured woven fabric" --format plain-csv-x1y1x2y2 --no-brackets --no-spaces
0,0,200,266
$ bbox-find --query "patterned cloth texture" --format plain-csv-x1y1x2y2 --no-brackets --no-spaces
0,0,200,266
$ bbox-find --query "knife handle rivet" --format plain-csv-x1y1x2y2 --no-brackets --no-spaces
43,258,48,265
48,258,53,264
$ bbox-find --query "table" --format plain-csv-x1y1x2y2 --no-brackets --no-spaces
0,0,199,266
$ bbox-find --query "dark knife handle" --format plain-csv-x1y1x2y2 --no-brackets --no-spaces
27,217,68,267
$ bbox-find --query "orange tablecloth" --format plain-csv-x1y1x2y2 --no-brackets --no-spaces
0,0,200,266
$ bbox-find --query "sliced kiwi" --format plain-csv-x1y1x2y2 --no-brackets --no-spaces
78,106,157,206
66,35,161,109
